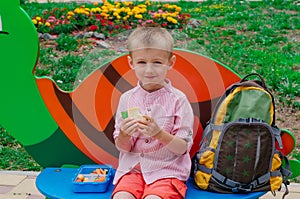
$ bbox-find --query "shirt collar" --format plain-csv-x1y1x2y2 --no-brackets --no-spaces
135,79,172,97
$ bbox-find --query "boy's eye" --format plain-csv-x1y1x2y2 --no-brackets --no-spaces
137,61,146,65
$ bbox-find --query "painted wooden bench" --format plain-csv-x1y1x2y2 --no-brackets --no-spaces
36,167,267,199
0,1,297,198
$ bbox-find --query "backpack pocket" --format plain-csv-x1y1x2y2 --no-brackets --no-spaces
214,121,274,186
194,150,215,189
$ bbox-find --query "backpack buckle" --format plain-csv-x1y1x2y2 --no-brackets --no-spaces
232,185,252,193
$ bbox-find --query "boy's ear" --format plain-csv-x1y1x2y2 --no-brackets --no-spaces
127,56,134,69
168,55,176,70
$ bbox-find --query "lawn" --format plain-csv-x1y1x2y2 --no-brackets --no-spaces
0,0,299,174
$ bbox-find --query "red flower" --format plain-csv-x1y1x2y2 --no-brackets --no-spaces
89,25,99,31
94,14,101,20
162,22,168,27
125,25,132,29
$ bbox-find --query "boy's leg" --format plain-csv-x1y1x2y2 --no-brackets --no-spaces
143,178,187,199
113,191,136,199
112,172,145,199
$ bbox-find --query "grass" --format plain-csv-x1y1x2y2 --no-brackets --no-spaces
0,0,299,173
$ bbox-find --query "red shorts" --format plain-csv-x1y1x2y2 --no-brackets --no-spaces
112,172,187,199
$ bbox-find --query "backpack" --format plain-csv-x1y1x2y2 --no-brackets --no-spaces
193,73,292,197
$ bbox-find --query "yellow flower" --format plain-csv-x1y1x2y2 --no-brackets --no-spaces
175,6,182,12
93,2,98,6
67,11,75,16
154,13,161,18
36,16,41,21
45,22,51,27
135,14,143,19
38,21,43,26
169,13,177,17
145,1,151,6
32,19,37,24
167,16,177,24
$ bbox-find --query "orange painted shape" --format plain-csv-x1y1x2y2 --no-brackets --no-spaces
94,75,121,131
75,126,118,168
36,79,91,154
173,51,240,102
276,129,296,156
111,55,139,86
36,78,118,166
71,70,103,131
190,116,203,157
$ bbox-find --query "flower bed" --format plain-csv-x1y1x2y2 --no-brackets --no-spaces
31,1,191,36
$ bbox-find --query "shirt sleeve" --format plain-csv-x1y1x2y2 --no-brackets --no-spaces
172,95,194,151
113,94,125,140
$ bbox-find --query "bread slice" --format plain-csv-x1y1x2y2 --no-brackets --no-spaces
121,107,143,120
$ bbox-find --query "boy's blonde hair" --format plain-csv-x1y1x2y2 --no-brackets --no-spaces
127,27,174,53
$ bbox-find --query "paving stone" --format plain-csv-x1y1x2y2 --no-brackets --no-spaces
6,179,43,198
0,174,26,186
25,194,45,199
288,183,300,193
0,186,14,194
260,190,300,199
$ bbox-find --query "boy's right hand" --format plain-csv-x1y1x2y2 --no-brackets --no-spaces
120,118,139,136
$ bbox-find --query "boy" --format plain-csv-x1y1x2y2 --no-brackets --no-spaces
112,27,194,199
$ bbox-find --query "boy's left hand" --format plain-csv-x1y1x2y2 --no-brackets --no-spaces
137,116,161,137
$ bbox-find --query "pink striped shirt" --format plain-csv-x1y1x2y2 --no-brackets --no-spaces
113,80,194,185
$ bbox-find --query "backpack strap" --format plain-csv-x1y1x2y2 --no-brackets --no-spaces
209,169,283,193
240,73,267,89
272,126,283,149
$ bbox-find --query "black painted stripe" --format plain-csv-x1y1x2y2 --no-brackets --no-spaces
52,82,119,157
99,63,133,93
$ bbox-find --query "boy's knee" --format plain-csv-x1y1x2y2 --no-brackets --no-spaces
144,195,162,199
112,191,136,199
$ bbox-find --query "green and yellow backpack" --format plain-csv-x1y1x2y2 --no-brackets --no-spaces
193,73,292,197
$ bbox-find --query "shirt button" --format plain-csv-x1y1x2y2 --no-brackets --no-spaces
145,139,149,143
140,153,144,157
147,108,151,112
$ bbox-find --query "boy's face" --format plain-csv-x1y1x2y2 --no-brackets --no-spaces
128,48,175,92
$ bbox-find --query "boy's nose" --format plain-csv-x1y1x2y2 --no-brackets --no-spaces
144,64,154,72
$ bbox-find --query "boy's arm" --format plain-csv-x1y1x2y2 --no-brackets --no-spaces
153,129,188,155
114,131,132,152
115,117,139,152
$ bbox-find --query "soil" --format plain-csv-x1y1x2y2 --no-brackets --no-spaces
276,100,300,149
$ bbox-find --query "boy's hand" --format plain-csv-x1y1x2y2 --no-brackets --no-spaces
120,118,139,136
138,116,161,137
